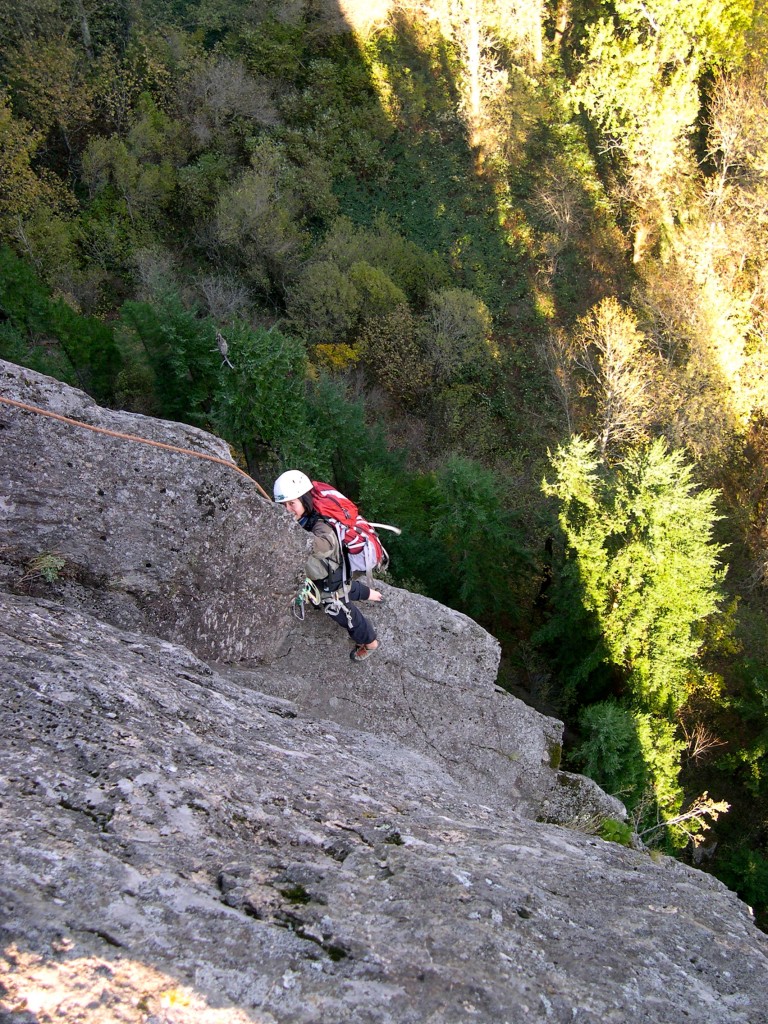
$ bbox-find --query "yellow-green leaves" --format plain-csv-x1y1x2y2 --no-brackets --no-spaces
544,436,726,714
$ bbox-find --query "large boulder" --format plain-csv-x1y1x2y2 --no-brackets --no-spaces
0,359,307,663
2,590,768,1024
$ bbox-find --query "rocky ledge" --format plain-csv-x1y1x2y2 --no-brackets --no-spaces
2,591,768,1024
2,360,768,1022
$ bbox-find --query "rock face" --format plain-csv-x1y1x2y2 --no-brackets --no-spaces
2,591,768,1024
2,360,768,1023
247,586,614,824
0,360,618,825
0,359,307,664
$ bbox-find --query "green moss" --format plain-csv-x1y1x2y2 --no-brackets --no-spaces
548,741,563,770
280,884,311,905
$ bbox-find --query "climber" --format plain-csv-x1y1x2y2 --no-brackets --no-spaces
274,470,383,663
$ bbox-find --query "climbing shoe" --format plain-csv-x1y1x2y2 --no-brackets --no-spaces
350,643,379,663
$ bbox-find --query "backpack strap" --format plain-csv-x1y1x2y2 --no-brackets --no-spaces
314,516,351,599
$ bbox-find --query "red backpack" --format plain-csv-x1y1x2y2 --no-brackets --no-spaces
310,481,386,573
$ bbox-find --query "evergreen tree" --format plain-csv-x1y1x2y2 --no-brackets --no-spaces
117,293,218,423
304,375,399,496
431,454,527,631
210,321,310,474
0,246,120,400
574,700,648,802
542,435,726,715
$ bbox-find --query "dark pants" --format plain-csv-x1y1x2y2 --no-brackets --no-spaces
323,580,377,646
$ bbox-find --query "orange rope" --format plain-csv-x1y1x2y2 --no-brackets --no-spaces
0,394,273,501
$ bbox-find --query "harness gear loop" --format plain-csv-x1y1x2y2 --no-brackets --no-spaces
292,578,321,620
322,595,355,631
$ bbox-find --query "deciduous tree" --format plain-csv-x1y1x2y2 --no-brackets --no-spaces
543,298,657,455
571,0,752,258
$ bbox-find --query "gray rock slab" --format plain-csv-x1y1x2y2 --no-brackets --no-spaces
2,591,768,1024
0,360,620,825
230,582,625,824
0,359,307,663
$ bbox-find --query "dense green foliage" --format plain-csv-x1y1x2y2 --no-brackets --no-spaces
0,247,121,400
539,437,728,839
2,0,768,926
541,437,725,715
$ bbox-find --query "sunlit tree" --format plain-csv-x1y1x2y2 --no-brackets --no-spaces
571,0,752,258
543,435,726,714
543,298,657,455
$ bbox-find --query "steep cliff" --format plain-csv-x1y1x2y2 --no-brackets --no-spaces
2,359,768,1023
0,359,616,825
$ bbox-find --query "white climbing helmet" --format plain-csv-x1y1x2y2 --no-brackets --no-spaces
273,470,313,503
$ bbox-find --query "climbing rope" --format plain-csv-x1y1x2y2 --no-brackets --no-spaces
292,578,322,620
0,394,272,501
2,392,380,632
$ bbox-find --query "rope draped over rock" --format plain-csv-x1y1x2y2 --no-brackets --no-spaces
0,394,272,501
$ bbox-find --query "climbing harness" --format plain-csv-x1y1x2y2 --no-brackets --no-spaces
0,395,272,500
290,577,356,631
322,594,356,632
292,578,321,620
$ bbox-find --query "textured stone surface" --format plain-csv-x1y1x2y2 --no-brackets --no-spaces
2,591,768,1024
241,585,623,824
0,359,307,663
3,361,768,1023
0,361,618,825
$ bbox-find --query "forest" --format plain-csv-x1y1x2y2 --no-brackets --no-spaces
2,0,768,927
